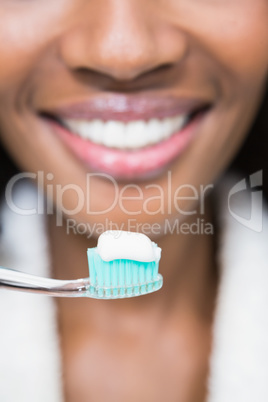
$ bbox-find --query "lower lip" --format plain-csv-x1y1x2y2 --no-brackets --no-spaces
48,115,205,180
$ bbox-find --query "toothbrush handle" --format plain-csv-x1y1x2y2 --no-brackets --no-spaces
0,266,90,297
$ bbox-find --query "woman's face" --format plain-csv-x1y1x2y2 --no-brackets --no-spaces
0,0,267,235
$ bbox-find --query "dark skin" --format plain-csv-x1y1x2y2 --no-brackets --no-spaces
50,203,217,402
0,0,267,400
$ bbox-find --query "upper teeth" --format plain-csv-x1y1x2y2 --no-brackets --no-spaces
64,115,188,150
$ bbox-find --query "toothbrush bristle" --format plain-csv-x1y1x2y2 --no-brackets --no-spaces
87,248,162,299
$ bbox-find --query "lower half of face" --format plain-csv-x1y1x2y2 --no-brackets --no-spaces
0,0,267,237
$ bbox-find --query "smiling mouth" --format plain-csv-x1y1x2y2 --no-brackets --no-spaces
39,95,212,179
42,105,210,151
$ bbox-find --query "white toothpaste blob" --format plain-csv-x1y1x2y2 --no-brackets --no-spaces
97,230,161,262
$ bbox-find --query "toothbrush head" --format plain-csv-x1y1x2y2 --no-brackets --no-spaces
86,231,163,299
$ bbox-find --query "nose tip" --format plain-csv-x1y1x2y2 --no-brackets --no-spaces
79,25,161,81
59,3,188,83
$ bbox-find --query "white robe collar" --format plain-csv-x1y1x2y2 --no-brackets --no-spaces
0,178,267,402
208,177,268,402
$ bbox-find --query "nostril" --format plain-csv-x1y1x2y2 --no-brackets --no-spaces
137,63,175,80
66,62,177,93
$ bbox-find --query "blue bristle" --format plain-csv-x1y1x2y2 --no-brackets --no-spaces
139,264,146,294
119,261,125,296
146,263,152,292
112,264,118,296
87,248,162,299
125,260,131,296
133,263,139,296
105,264,111,297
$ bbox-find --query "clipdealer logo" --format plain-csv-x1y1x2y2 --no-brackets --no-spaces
5,171,213,226
5,170,264,233
228,170,263,232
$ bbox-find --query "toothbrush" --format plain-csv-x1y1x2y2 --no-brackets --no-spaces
0,231,163,299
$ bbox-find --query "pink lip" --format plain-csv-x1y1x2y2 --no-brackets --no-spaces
41,94,211,179
47,94,210,122
47,113,206,180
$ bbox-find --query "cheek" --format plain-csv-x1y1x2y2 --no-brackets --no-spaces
167,0,268,85
0,2,70,92
201,4,268,83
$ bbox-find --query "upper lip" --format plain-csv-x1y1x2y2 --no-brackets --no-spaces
41,94,212,123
